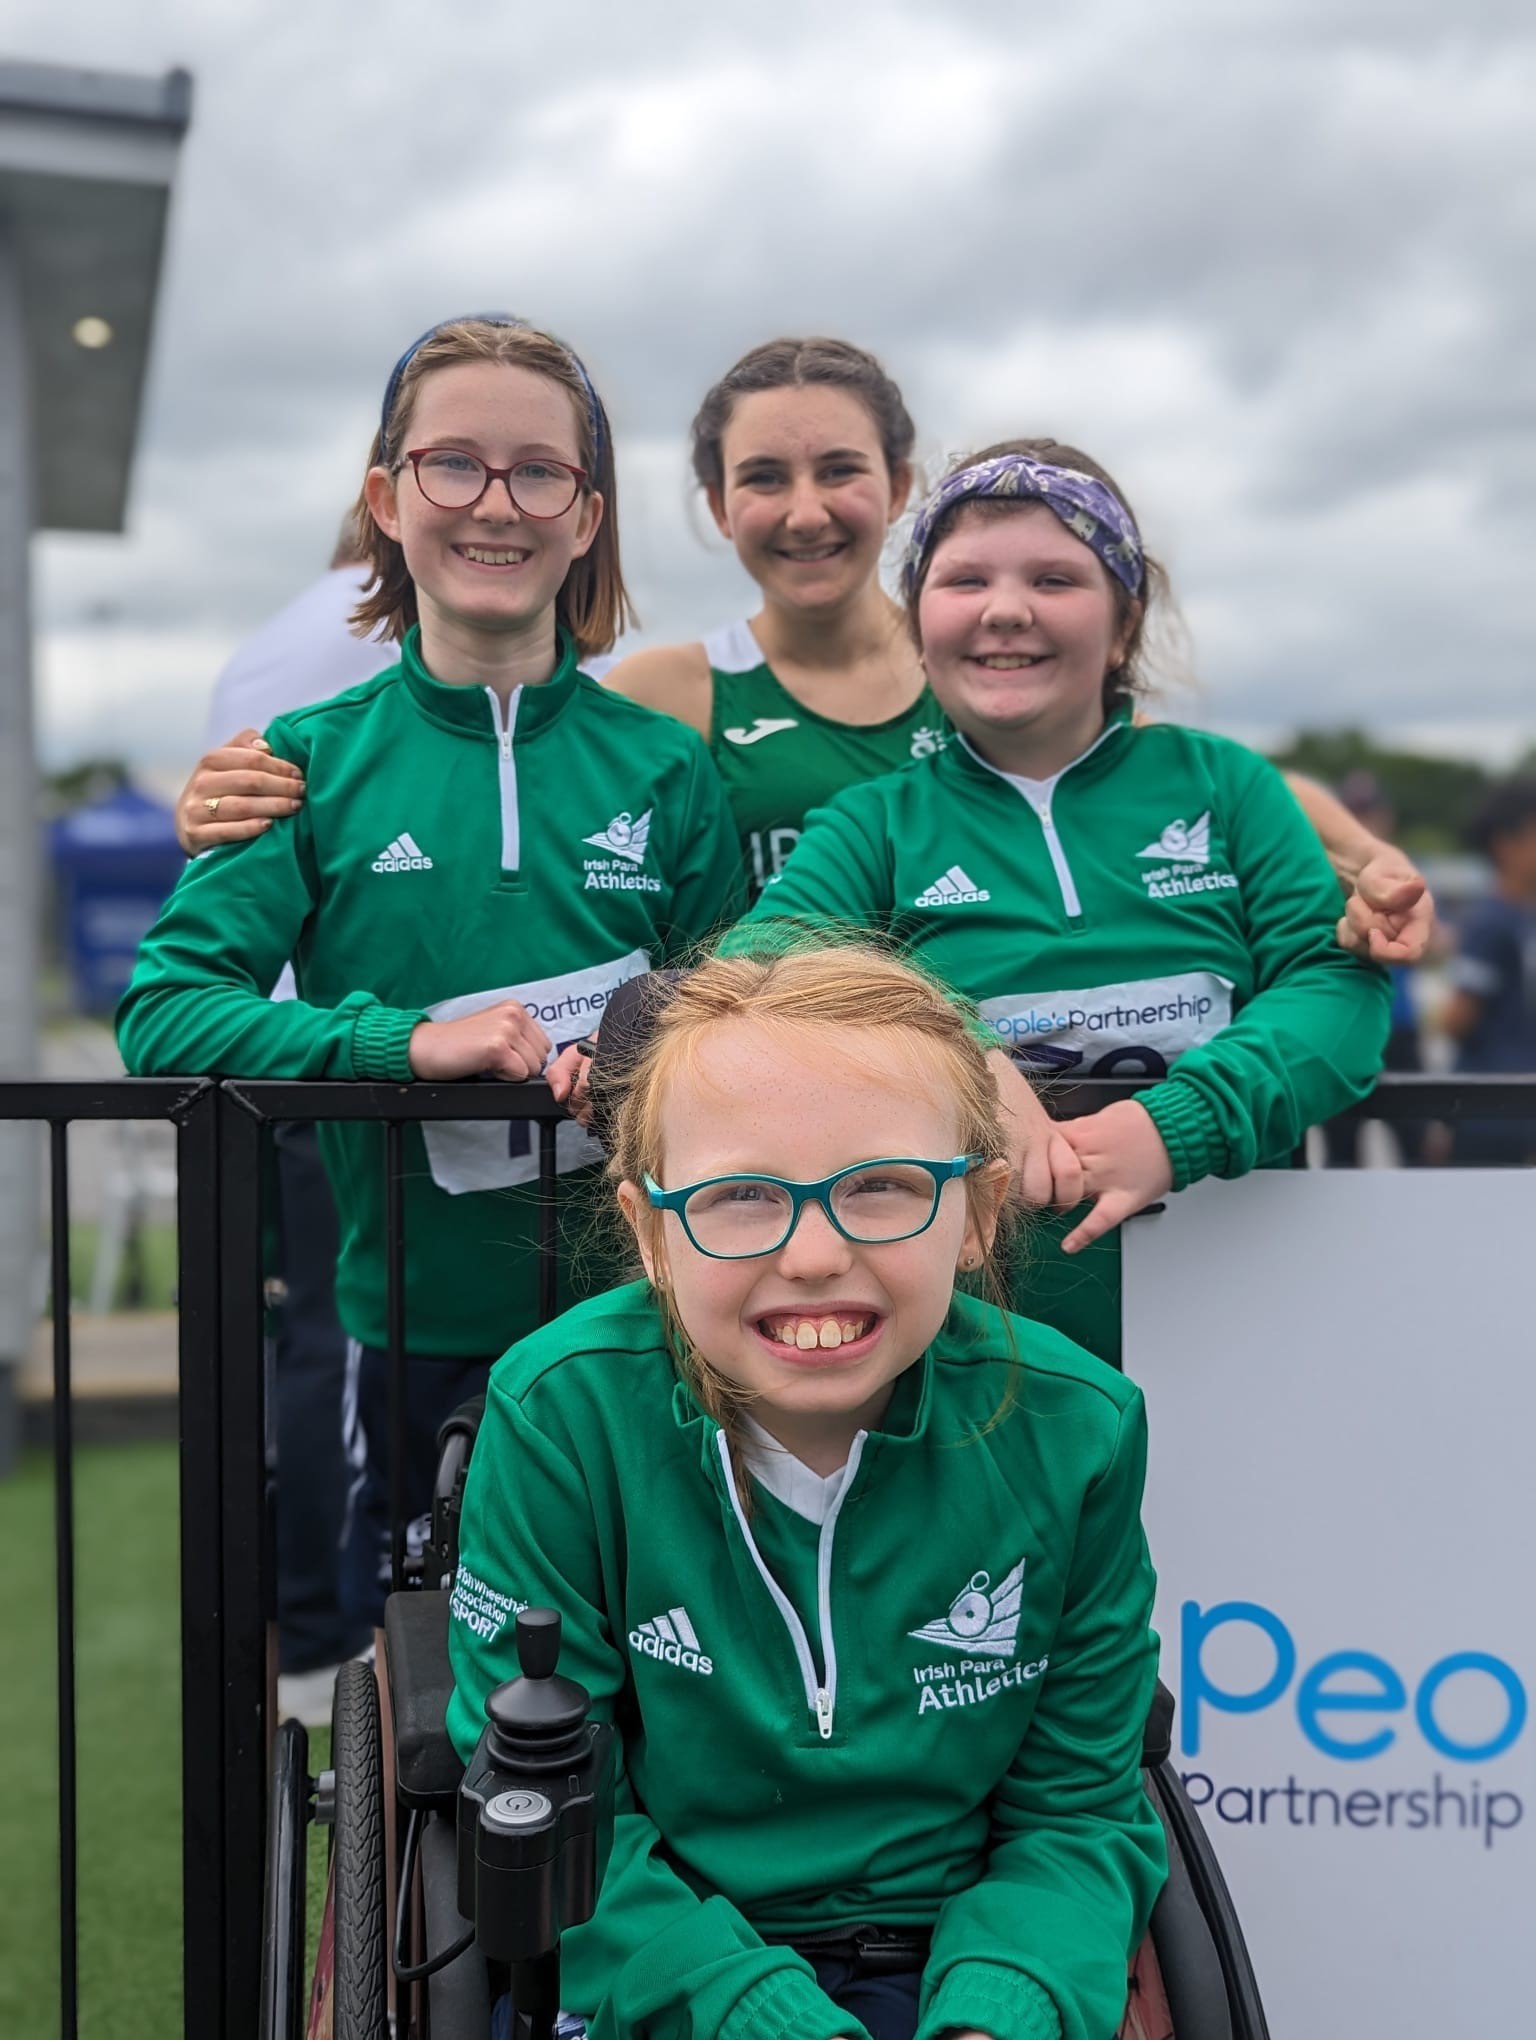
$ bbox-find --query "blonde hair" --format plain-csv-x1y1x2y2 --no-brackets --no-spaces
349,317,635,655
607,940,1021,1479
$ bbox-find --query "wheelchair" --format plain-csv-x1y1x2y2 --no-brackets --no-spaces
261,1401,1272,2040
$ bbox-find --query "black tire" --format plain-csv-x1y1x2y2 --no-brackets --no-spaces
331,1659,389,2040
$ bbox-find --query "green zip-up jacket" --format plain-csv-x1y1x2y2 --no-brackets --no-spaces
447,1282,1165,2040
117,629,742,1354
726,715,1390,1359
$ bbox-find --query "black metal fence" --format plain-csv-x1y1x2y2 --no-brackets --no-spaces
8,1071,1534,2040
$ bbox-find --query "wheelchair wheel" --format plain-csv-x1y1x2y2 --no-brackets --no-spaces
330,1659,389,2039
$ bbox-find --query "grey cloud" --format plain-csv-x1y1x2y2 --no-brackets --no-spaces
9,0,1532,763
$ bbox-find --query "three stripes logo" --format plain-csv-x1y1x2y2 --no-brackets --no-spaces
916,863,990,907
629,1604,713,1677
372,830,434,874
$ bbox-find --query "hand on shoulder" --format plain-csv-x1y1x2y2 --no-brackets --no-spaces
176,730,306,853
602,642,714,738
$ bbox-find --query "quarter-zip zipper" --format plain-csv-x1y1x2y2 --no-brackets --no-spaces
485,685,522,872
717,1429,865,1741
958,723,1121,922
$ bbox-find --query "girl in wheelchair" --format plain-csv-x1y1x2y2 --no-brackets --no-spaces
448,941,1167,2040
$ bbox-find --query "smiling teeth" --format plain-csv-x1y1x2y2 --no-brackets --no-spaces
764,1315,872,1349
975,654,1042,667
463,547,526,564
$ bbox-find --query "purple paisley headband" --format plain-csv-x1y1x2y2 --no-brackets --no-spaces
901,454,1144,600
379,312,605,465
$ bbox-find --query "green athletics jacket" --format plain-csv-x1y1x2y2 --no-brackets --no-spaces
117,628,742,1354
447,1282,1165,2040
727,714,1391,1360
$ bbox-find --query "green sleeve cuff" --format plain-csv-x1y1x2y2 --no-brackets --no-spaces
349,1001,425,1082
1139,1080,1222,1190
918,1959,1062,2040
718,1966,871,2040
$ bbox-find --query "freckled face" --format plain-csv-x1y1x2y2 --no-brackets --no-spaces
622,1019,998,1458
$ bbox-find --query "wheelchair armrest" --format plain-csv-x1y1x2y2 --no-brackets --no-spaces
426,1397,488,1590
1142,1680,1175,1770
385,1590,467,1812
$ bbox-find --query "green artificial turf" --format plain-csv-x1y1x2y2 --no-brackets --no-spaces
64,1221,179,1314
0,1443,183,2039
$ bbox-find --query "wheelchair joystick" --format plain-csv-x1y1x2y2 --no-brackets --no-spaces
457,1607,615,2038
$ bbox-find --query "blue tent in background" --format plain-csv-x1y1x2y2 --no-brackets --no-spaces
50,784,185,1015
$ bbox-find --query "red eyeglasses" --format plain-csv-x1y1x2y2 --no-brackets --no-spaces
399,448,588,518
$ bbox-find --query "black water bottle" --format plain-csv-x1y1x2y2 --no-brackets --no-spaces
457,1607,615,2035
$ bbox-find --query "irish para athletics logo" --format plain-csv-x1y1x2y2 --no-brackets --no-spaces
910,1560,1026,1657
581,809,661,893
583,809,652,864
1135,810,1239,903
1138,812,1211,866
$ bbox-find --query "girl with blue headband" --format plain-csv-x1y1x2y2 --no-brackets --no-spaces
727,437,1393,1364
119,315,741,1624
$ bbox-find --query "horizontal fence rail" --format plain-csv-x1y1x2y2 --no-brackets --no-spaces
2,1069,1531,2040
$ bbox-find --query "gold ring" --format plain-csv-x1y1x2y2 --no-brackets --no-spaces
205,796,221,816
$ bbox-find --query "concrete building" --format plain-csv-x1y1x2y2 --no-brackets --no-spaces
0,58,191,1464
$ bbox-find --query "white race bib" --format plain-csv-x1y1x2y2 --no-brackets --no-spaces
421,949,650,1195
979,971,1234,1081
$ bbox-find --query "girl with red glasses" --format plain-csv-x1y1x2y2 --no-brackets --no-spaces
119,315,740,1628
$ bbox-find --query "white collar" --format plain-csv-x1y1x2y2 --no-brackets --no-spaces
741,1415,848,1525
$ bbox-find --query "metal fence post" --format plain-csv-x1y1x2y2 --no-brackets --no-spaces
173,1079,224,2038
217,1086,269,2040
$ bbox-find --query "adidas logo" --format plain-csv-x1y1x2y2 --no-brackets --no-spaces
909,1559,1026,1658
915,864,990,907
629,1605,713,1677
371,830,434,874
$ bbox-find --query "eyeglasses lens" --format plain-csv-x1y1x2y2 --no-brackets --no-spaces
684,1180,795,1256
683,1166,940,1256
830,1164,940,1241
414,452,579,518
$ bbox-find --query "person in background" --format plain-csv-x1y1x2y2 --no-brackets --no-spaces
181,520,393,854
1313,770,1428,1167
1439,777,1536,1165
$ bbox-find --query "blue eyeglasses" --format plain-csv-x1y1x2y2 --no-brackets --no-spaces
644,1155,984,1261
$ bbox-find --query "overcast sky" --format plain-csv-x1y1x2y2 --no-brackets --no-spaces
10,0,1534,776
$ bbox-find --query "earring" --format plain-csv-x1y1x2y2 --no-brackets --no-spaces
960,1253,979,1271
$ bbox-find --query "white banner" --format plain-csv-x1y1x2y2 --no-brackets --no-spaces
1123,1170,1535,2038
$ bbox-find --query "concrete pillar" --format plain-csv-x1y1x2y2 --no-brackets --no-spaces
0,211,39,1472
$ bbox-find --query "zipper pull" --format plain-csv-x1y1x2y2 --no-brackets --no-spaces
500,729,512,762
814,1689,833,1740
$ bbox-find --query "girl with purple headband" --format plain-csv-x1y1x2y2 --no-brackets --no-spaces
729,437,1394,1365
120,315,741,1625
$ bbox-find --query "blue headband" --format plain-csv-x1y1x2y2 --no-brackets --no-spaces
378,312,605,465
902,453,1144,599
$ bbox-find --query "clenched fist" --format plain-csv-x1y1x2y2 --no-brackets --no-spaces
408,1002,553,1082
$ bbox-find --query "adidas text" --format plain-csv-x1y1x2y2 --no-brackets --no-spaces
916,864,990,907
373,830,433,874
629,1607,713,1677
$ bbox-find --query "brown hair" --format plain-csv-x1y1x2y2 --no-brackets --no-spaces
905,437,1175,715
349,318,635,655
690,336,916,497
607,939,1020,1487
